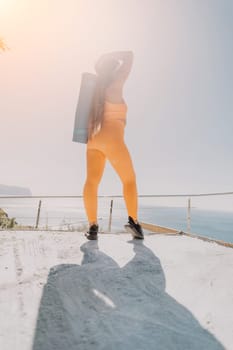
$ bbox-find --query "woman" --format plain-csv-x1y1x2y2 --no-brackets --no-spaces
83,51,144,240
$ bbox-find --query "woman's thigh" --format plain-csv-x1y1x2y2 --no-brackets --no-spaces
86,149,106,183
106,143,136,183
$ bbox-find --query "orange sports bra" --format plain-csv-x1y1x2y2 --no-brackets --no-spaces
103,100,128,123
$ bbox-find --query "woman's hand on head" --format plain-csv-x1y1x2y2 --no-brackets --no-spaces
94,51,133,75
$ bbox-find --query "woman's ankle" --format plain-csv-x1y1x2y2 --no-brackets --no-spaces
89,221,98,227
128,216,139,224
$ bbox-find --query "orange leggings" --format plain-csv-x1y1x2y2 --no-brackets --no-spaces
83,143,138,223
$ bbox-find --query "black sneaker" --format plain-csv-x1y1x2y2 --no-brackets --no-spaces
124,216,144,239
85,224,99,240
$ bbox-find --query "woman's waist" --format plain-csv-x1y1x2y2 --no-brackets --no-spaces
103,112,126,122
87,126,125,145
102,117,126,126
89,121,125,140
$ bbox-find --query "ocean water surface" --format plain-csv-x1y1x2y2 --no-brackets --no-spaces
1,197,233,244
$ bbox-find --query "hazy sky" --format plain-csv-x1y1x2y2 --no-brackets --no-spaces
1,0,233,209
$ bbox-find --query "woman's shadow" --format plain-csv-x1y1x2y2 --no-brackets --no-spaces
32,239,224,350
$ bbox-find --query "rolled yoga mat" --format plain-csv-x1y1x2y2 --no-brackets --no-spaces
73,72,97,143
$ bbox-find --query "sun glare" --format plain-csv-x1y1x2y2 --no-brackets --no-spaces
0,0,16,13
0,0,8,9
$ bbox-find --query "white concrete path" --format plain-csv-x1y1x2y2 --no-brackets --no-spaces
0,231,232,350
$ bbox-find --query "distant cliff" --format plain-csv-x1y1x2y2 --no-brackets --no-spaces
0,184,32,196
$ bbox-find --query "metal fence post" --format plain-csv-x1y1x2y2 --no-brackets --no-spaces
35,200,42,229
187,197,191,233
108,199,113,232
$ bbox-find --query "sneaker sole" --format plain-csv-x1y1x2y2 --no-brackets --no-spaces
85,233,98,240
124,225,144,239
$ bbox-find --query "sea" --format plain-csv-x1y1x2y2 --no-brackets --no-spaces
0,197,233,244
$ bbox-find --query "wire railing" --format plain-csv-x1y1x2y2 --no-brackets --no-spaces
0,192,233,244
1,191,233,199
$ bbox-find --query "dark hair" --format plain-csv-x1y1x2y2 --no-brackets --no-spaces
88,58,120,139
